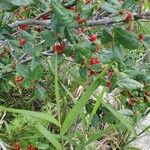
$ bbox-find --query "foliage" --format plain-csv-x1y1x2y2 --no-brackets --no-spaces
0,0,150,149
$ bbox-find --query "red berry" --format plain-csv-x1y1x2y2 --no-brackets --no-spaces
15,76,24,84
76,15,86,24
41,15,49,20
138,33,144,42
86,0,93,4
53,43,65,54
19,38,27,46
107,70,113,78
14,142,20,150
28,144,37,150
90,58,100,65
69,6,76,11
18,24,29,30
0,52,4,58
125,11,133,23
106,80,112,88
89,34,97,42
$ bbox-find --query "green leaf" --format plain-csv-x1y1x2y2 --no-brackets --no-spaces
37,86,47,100
79,65,88,80
91,64,101,73
0,0,16,11
101,0,121,14
61,66,109,135
35,124,61,150
16,64,30,78
100,50,116,64
0,106,60,127
117,77,144,90
51,0,76,27
23,77,33,88
101,101,136,135
31,66,43,80
80,5,94,19
125,147,141,150
112,46,124,60
114,27,141,49
10,0,33,6
40,30,58,48
98,29,113,44
144,35,150,49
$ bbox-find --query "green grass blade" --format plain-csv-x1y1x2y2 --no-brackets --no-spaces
61,66,109,135
88,87,106,127
35,124,62,150
54,55,61,123
101,101,136,135
0,106,60,127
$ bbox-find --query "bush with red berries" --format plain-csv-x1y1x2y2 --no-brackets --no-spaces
0,0,150,149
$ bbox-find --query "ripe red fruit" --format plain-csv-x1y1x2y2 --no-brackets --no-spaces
41,15,49,20
106,80,112,88
89,34,97,42
86,0,93,4
0,52,4,58
53,43,65,54
69,6,76,11
15,76,24,84
107,70,113,78
76,15,86,24
138,33,144,42
18,24,29,30
125,11,133,23
19,38,27,46
14,142,20,150
28,144,37,150
90,58,100,65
